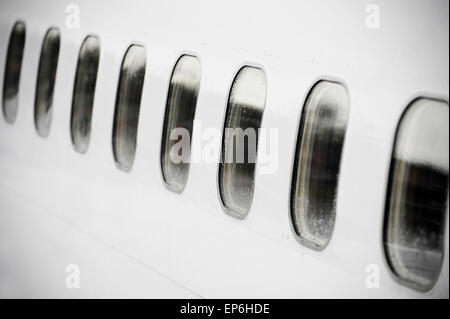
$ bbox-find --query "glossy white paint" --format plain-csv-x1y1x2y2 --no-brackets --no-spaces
0,0,448,298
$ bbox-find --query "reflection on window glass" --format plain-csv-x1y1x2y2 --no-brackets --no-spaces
2,21,26,124
70,36,100,153
112,45,146,171
290,80,349,251
161,55,201,193
34,27,60,137
384,98,449,292
219,66,266,220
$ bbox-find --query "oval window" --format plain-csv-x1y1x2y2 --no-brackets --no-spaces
2,21,26,124
161,55,201,193
384,98,449,291
218,66,267,220
34,27,60,137
70,36,100,153
112,45,146,171
290,80,349,250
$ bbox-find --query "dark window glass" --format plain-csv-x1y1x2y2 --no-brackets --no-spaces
290,80,349,250
2,21,26,124
70,36,100,153
219,66,266,219
384,98,448,291
161,54,201,193
34,27,60,137
112,45,146,171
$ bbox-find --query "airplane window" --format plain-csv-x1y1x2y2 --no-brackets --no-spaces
161,54,201,193
2,21,26,124
34,27,60,137
112,45,146,171
384,98,449,292
70,36,100,153
219,66,267,220
290,80,349,250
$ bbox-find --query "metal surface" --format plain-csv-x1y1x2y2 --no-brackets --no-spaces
0,0,448,298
